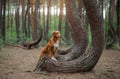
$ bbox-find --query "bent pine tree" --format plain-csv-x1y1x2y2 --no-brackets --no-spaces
34,0,104,73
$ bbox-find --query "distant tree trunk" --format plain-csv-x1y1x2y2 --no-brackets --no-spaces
31,0,35,39
42,0,46,40
53,0,58,27
34,0,40,47
10,13,14,35
27,0,31,38
27,14,31,38
7,0,10,29
21,0,27,38
49,6,52,28
30,0,37,41
34,0,103,73
15,2,20,43
34,0,40,34
106,0,117,49
116,0,120,45
0,0,6,41
0,0,2,39
58,0,63,32
45,0,51,41
37,0,41,20
56,1,59,17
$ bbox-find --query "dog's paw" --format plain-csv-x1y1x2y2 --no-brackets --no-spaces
51,57,57,61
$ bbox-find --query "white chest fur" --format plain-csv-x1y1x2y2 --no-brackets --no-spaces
54,40,59,48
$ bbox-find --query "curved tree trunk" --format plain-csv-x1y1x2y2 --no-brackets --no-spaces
34,0,104,73
56,0,88,61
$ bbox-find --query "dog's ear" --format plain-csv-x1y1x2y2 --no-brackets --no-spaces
52,31,56,35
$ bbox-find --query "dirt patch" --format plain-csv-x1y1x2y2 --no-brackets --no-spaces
0,46,120,79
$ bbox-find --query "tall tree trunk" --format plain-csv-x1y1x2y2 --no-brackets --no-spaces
116,0,120,45
33,0,40,47
0,0,2,39
27,0,31,38
21,0,27,38
10,13,14,36
30,0,37,41
106,0,117,49
37,0,41,21
15,2,20,43
7,0,10,29
34,0,103,73
42,0,46,40
1,0,6,41
45,0,51,41
53,0,58,27
31,0,35,39
34,0,40,34
28,8,31,38
58,0,63,32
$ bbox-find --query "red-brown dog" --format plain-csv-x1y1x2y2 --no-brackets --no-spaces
39,31,60,61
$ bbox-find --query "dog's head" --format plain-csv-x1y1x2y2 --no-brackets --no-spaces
52,31,60,38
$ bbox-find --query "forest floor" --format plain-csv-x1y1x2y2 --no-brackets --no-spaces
0,46,120,79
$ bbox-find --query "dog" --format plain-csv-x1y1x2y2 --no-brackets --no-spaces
39,31,60,61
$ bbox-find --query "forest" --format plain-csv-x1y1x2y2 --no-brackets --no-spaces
0,0,119,48
0,0,120,79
